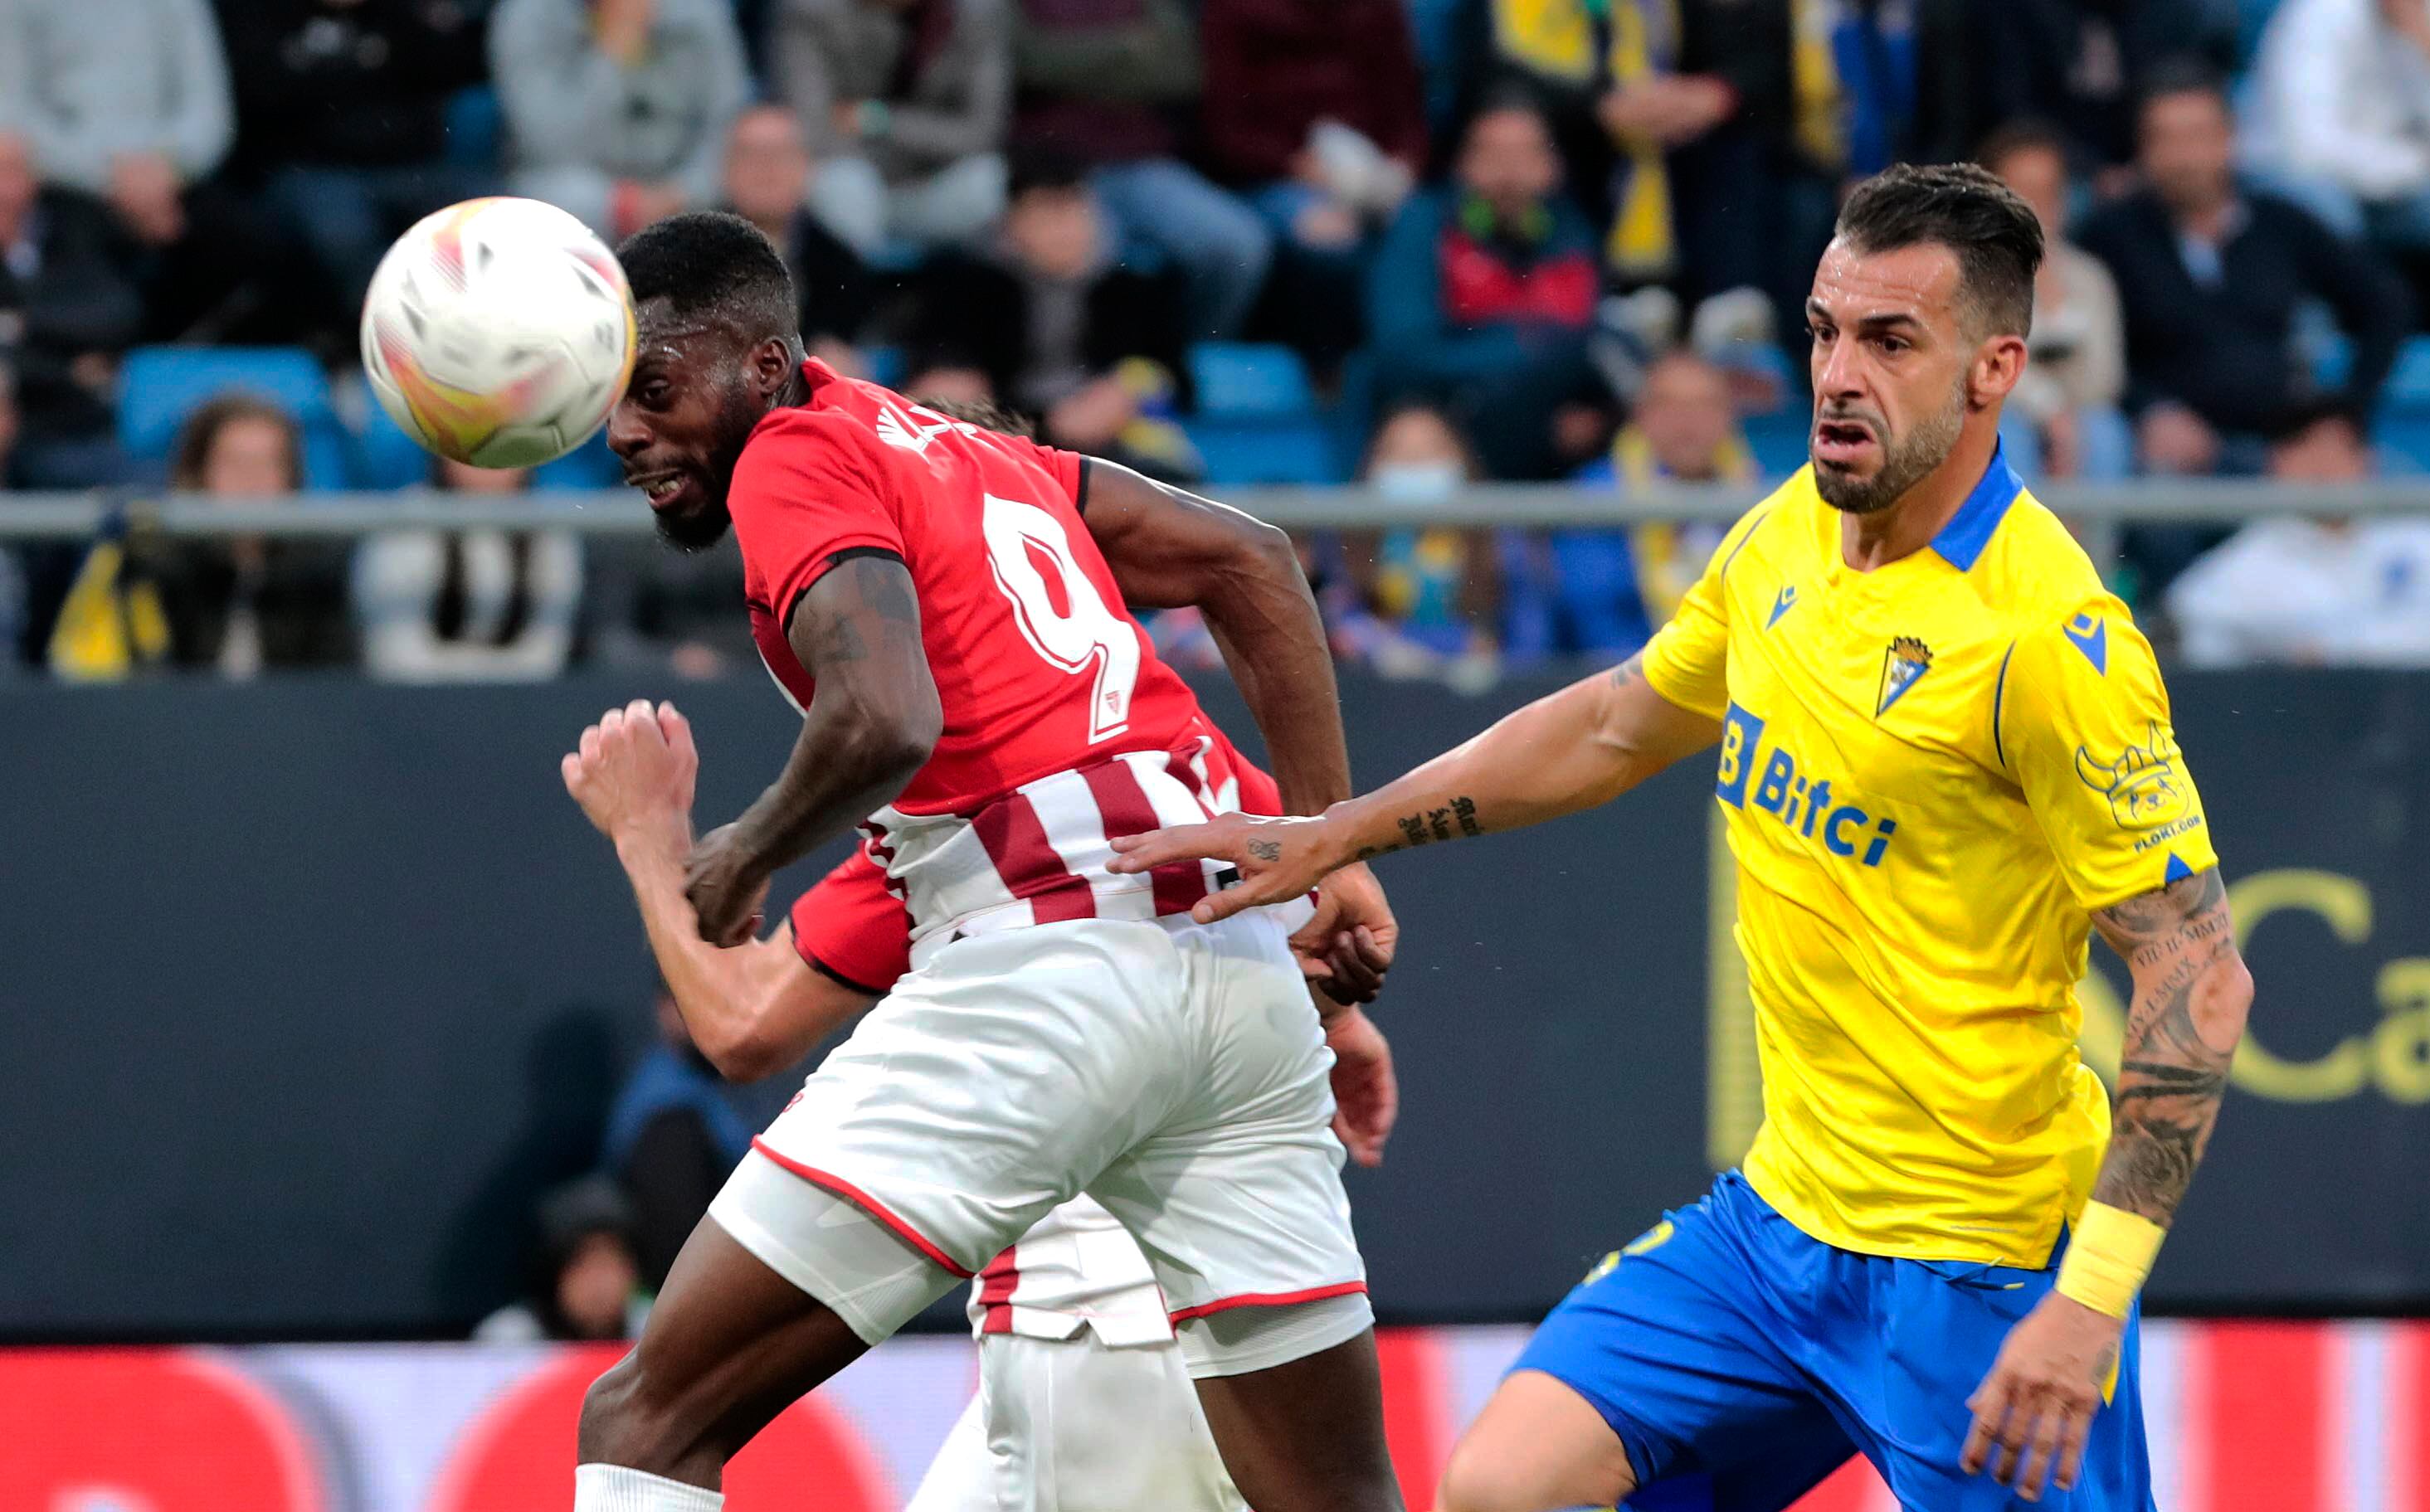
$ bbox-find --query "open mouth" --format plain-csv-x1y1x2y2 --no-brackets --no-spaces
626,470,687,507
1812,419,1878,467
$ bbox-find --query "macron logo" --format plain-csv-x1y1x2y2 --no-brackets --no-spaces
2063,611,2108,674
1768,585,1797,628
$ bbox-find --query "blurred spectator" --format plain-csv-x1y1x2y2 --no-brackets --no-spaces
217,0,494,325
2079,66,2412,479
491,0,750,242
1329,402,1500,688
1982,119,2132,481
1806,0,1981,179
474,1174,650,1341
112,396,353,677
2165,414,2430,665
1529,348,1751,659
1198,0,1424,363
904,152,1199,478
718,104,885,367
770,0,1010,258
0,131,144,491
2243,0,2430,258
1010,0,1273,338
353,458,583,683
0,0,298,341
603,991,754,1291
0,360,25,666
1974,0,2235,185
1368,98,1605,479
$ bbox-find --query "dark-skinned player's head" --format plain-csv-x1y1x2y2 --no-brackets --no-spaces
1807,163,2041,516
607,211,803,550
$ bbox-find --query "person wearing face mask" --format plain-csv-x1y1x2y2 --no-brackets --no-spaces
1330,403,1501,689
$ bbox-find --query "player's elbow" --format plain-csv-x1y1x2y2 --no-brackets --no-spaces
2199,949,2257,1048
700,1025,791,1084
837,681,942,785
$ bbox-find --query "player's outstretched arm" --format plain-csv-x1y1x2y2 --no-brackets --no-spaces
564,701,880,1080
686,555,943,945
1079,459,1350,817
1963,866,2252,1500
1109,654,1721,921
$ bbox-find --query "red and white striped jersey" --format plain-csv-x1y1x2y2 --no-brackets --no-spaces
730,360,1242,948
966,1195,1172,1345
788,727,1290,1344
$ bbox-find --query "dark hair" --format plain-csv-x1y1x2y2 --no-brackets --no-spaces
170,392,303,492
1006,145,1088,202
917,394,1036,438
1834,162,2044,338
1465,87,1554,143
1976,117,2069,176
2136,56,2231,121
617,210,798,343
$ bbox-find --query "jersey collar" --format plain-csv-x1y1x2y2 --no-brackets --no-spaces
1929,441,2023,572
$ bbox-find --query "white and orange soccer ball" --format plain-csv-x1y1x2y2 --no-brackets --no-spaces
360,197,637,469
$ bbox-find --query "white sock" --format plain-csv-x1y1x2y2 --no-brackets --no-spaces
573,1464,724,1512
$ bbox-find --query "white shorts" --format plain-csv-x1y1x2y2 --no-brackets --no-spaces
904,1333,1250,1512
716,909,1367,1350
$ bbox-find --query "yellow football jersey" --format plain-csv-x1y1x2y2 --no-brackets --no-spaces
1641,452,2218,1266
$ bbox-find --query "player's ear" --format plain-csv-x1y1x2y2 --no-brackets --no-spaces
1969,333,2028,410
750,336,795,398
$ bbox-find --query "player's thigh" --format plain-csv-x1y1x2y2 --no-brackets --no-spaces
1088,910,1365,1329
904,1393,995,1512
985,1333,1249,1512
1189,1327,1400,1512
1493,1194,1855,1507
751,921,1190,1287
1863,1263,2155,1511
1440,1369,1642,1512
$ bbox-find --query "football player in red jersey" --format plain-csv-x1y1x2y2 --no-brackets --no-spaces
572,211,1404,1512
562,696,1398,1512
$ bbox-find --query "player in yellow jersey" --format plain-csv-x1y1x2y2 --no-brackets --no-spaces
1108,163,2254,1511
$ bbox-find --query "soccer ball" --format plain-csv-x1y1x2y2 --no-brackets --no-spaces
360,197,637,469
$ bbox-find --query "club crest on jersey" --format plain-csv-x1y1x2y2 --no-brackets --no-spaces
1876,636,1933,717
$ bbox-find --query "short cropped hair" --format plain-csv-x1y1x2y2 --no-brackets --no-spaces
1834,162,2044,338
617,211,798,343
1975,117,2069,177
2136,56,2231,122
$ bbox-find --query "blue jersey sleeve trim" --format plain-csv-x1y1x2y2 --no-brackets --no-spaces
1931,442,2025,572
1991,639,2017,770
1718,505,1775,582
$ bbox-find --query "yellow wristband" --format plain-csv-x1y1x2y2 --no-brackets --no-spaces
2053,1201,2166,1319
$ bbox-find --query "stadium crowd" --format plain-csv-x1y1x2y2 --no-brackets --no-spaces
8,0,2430,681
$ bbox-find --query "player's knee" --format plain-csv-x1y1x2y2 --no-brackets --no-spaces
577,1350,694,1472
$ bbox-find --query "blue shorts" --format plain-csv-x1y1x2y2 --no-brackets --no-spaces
1511,1172,2154,1511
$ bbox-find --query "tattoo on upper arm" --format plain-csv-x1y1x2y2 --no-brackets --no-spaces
794,556,922,673
1609,654,1644,691
2089,868,2245,1226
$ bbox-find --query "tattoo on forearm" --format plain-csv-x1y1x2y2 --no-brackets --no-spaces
2088,868,2245,1227
1383,795,1484,853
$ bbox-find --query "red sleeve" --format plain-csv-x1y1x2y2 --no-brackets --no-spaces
789,848,913,993
991,430,1088,511
729,411,908,628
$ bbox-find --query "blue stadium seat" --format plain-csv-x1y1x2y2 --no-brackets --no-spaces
444,87,504,173
1190,343,1317,421
1186,417,1344,486
117,347,351,489
353,398,438,490
534,429,624,489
